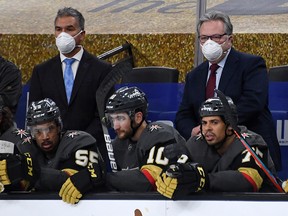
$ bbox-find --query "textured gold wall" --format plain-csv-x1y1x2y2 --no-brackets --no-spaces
0,33,287,84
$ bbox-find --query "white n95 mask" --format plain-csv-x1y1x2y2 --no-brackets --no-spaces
55,31,82,54
201,39,223,62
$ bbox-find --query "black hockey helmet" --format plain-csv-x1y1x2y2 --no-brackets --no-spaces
199,96,238,124
106,86,148,118
26,98,62,128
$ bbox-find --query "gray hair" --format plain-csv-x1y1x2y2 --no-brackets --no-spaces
54,7,85,30
197,11,233,35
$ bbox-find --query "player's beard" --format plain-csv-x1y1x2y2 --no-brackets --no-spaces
204,131,225,149
116,128,134,140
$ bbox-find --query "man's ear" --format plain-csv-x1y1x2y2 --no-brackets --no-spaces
227,125,234,135
228,34,233,41
134,112,143,124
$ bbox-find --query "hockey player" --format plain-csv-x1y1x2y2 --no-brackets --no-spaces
0,98,105,204
104,86,187,191
156,96,279,199
0,100,31,192
0,99,30,153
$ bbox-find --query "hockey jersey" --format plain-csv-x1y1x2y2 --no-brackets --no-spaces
107,121,186,192
16,130,105,191
186,126,278,192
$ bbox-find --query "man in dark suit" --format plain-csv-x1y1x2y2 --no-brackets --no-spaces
29,7,112,165
0,56,22,115
175,10,282,171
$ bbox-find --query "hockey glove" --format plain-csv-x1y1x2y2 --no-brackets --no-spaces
282,180,288,193
0,153,39,186
156,162,208,199
0,181,4,193
163,143,190,164
59,162,104,204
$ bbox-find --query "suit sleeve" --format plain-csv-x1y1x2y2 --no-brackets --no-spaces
175,73,198,140
29,65,43,104
234,56,268,123
0,58,22,113
85,62,113,151
85,61,112,133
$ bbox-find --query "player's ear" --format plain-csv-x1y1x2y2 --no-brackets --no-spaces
227,125,234,135
134,111,143,124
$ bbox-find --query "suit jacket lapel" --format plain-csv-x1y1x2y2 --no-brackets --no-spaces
52,56,68,105
69,50,90,104
200,62,209,99
218,48,239,92
194,61,209,101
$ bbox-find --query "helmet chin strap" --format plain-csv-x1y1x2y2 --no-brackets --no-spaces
130,118,145,138
212,125,234,150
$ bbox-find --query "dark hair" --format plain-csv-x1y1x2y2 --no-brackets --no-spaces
54,7,85,30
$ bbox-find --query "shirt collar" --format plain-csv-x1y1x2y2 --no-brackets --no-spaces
60,46,84,62
209,48,231,69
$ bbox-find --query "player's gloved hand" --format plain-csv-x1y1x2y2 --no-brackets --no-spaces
59,178,82,204
156,162,208,199
0,153,39,186
59,162,104,204
163,143,190,163
0,181,4,193
0,159,11,185
282,179,288,193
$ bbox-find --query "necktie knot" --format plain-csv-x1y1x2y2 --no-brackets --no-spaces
210,63,219,74
64,58,76,66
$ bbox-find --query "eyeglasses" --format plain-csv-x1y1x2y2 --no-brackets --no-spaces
198,33,227,44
